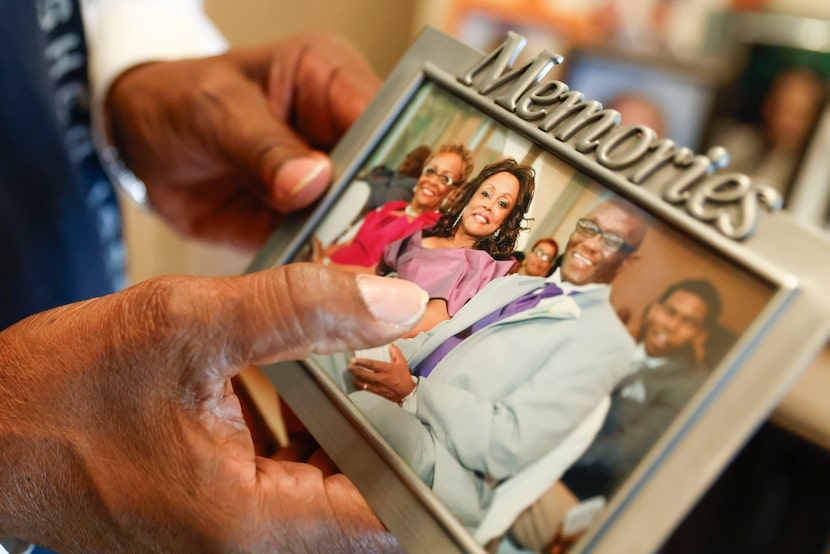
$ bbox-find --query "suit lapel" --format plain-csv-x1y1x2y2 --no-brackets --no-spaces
407,276,539,366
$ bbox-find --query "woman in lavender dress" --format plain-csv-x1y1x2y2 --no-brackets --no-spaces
379,158,536,336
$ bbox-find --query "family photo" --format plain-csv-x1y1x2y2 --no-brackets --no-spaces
293,81,774,552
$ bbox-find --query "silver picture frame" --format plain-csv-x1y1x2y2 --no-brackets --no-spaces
244,27,830,553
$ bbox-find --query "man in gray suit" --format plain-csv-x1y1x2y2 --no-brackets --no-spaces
346,197,648,528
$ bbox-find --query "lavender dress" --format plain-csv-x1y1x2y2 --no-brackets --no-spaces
380,230,515,316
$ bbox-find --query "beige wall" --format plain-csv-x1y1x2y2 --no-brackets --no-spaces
123,0,830,283
204,0,418,76
124,0,418,284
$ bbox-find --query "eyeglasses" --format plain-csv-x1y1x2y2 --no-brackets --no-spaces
421,166,455,187
531,248,554,262
574,218,637,254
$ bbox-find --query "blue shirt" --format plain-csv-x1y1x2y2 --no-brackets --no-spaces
0,0,126,329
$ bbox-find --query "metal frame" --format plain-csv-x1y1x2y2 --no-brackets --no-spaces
247,27,830,553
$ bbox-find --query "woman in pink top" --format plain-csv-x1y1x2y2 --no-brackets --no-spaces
379,157,536,335
314,143,474,271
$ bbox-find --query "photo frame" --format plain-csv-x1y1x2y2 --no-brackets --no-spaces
244,28,830,553
699,11,830,208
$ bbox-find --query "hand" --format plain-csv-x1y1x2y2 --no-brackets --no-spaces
0,264,426,552
349,344,415,403
106,32,380,251
310,235,325,264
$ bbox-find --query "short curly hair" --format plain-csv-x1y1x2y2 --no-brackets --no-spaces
531,237,559,259
424,143,475,188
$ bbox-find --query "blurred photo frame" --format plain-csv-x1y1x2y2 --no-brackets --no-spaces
700,11,830,209
245,28,830,553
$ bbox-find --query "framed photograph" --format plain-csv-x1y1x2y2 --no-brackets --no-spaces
244,28,830,553
699,11,830,208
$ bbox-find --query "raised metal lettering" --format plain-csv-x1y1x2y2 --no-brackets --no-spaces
456,32,784,241
594,125,655,169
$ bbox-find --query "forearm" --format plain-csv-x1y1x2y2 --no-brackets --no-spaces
81,0,228,208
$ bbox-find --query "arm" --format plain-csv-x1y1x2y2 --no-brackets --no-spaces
349,344,416,403
0,265,425,552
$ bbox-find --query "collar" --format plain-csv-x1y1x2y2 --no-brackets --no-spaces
546,268,607,296
633,343,671,370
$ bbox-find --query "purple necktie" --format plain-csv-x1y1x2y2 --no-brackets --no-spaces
413,282,565,377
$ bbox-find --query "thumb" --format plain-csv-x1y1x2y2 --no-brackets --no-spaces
206,72,333,212
129,264,427,460
388,343,405,365
224,34,380,212
178,263,428,372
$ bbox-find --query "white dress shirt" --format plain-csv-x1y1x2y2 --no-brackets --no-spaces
81,0,227,101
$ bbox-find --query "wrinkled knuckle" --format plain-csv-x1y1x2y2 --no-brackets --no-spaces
280,264,336,325
128,276,199,336
181,68,254,143
281,263,326,297
186,64,239,106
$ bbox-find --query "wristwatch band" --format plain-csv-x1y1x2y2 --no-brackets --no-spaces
91,91,151,210
98,142,150,209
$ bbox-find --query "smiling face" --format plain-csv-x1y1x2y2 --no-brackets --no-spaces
642,290,709,358
560,202,646,286
522,240,557,277
411,152,463,212
458,171,520,238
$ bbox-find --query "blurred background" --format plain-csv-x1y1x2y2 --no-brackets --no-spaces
124,0,830,284
122,1,830,552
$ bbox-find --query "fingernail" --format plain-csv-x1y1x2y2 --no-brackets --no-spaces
277,155,330,200
356,275,428,328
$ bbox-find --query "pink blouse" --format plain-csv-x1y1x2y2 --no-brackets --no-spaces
380,230,515,316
